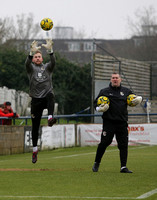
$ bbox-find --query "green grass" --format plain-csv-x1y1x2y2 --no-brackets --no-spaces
13,118,85,126
0,145,156,200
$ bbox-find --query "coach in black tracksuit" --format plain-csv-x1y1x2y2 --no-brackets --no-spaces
92,72,142,173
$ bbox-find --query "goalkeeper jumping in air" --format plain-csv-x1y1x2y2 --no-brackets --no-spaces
25,39,57,164
92,72,142,173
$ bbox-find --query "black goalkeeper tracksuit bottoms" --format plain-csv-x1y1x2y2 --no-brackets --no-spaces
94,120,128,168
31,93,55,147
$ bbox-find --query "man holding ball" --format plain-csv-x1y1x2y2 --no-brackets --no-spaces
92,72,142,173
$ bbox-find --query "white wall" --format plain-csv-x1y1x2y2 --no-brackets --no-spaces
0,86,30,115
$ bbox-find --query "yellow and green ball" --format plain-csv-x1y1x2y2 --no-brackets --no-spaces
127,94,136,107
40,18,53,31
97,96,110,106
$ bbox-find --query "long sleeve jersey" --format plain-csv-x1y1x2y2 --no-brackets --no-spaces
25,54,55,98
94,83,133,122
0,109,15,117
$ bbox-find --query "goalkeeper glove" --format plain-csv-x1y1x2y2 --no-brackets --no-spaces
30,40,41,56
96,103,109,112
131,96,142,106
42,39,54,54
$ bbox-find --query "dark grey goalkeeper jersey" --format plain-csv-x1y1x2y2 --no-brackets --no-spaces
25,54,55,98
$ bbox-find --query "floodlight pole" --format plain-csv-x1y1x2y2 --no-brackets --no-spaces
90,39,95,121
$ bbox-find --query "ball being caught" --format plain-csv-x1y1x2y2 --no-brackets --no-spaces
40,18,53,31
127,94,136,107
97,96,110,106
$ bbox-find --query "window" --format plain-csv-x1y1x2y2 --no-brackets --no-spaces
83,42,96,51
68,42,80,51
68,41,96,52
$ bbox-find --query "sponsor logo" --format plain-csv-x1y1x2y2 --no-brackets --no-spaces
128,126,144,132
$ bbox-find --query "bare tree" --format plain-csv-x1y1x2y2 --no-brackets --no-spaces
127,6,157,61
0,13,42,45
0,17,14,44
127,6,157,37
14,13,41,39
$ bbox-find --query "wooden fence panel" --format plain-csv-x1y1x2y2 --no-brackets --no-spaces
93,54,156,124
94,54,151,98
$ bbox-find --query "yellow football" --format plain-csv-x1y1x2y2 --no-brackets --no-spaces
40,18,53,31
127,94,136,107
97,96,110,106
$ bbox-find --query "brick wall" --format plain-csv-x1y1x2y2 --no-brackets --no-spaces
0,126,24,155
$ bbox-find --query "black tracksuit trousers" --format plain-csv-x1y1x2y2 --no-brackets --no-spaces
31,93,55,147
95,120,128,168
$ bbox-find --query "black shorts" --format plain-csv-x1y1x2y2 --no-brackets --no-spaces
31,93,55,118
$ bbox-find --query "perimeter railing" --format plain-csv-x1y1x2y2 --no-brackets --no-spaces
0,113,157,125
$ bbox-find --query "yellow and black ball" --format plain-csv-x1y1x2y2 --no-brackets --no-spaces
127,94,136,107
40,18,53,31
97,96,110,106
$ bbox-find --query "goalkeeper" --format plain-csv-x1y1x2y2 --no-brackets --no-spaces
25,39,57,164
92,72,142,173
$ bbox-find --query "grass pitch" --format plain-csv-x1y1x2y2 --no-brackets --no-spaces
0,145,156,200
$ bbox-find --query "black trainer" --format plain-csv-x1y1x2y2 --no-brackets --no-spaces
120,167,133,173
32,151,38,164
92,162,100,172
48,118,57,127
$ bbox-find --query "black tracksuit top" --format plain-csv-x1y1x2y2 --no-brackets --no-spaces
94,83,133,122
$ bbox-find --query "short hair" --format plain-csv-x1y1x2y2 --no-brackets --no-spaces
111,72,121,78
34,50,42,55
112,72,119,75
5,101,11,106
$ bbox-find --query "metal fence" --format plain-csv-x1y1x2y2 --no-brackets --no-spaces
1,113,157,125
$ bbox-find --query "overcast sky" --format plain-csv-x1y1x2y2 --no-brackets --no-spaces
1,0,157,39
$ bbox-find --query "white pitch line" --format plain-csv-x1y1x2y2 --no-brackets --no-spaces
0,195,135,199
51,149,116,159
0,146,155,200
1,192,157,199
0,145,151,162
51,146,149,159
136,188,157,199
